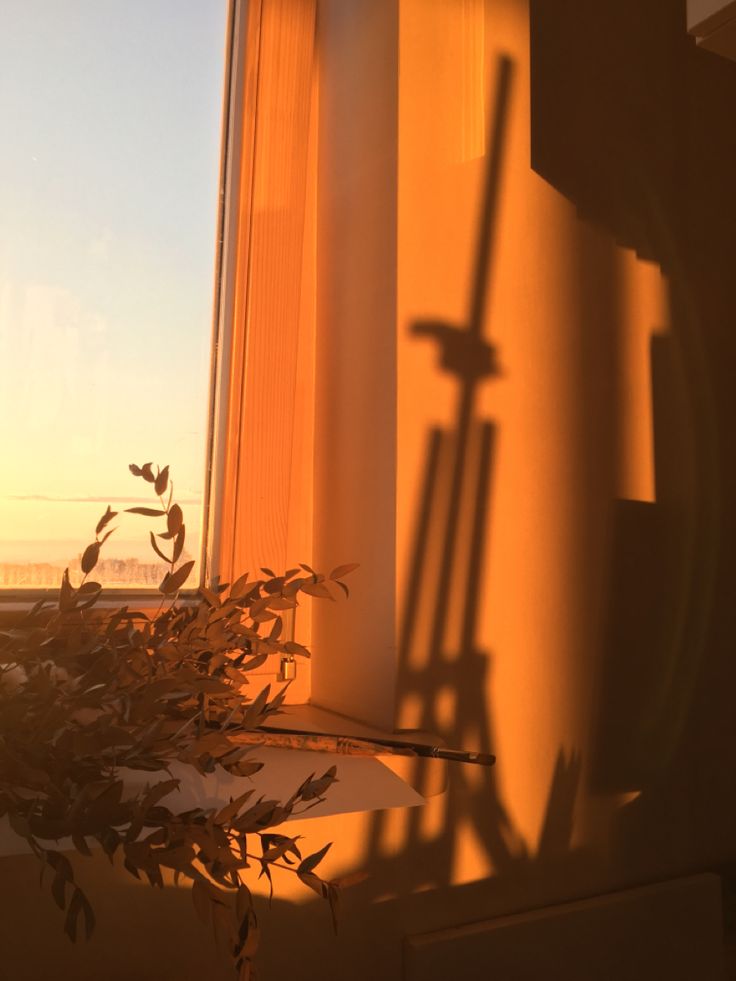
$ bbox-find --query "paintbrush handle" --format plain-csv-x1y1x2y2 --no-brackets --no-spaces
230,730,415,758
414,745,496,766
255,726,496,766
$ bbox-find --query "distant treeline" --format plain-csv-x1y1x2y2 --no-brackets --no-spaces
0,554,182,588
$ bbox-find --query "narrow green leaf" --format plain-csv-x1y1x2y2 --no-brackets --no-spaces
329,563,359,579
300,581,334,600
95,506,118,535
77,580,101,596
99,527,116,546
58,568,75,611
159,560,195,595
297,870,327,898
298,842,332,874
79,891,95,940
236,883,252,921
327,882,340,934
229,572,250,598
172,526,185,564
81,542,100,574
215,789,256,826
154,465,169,496
167,503,183,536
149,532,172,565
64,888,83,942
199,586,221,607
72,833,91,857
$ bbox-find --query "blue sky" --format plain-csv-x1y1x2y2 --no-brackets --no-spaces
0,0,228,565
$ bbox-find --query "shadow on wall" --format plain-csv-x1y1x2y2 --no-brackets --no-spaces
258,49,589,981
529,0,736,877
259,6,736,977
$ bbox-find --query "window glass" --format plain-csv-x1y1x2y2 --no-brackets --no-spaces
0,0,229,589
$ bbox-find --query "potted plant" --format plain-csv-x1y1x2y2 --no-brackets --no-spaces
0,463,359,980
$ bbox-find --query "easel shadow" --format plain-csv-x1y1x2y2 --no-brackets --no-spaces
259,49,589,979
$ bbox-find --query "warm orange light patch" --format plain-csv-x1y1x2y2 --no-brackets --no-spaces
451,813,496,885
418,789,448,844
376,801,413,857
617,249,669,503
433,685,457,732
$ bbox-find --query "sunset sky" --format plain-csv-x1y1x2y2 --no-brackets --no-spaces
0,0,228,572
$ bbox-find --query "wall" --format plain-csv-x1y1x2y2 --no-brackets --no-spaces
306,0,736,975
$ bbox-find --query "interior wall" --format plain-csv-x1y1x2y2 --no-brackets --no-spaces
263,1,736,977
284,0,736,975
4,1,736,979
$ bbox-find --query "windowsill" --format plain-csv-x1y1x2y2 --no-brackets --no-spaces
0,587,198,608
0,701,442,858
261,702,447,798
0,590,201,624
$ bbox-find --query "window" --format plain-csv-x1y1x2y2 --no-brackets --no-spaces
0,0,230,592
0,0,319,710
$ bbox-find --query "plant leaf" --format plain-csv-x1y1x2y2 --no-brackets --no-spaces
154,465,169,496
149,532,172,565
95,506,118,535
167,503,183,536
215,789,256,826
159,560,195,595
172,526,185,564
236,884,252,921
64,888,83,942
298,842,332,874
81,542,100,575
329,563,359,580
229,573,250,598
59,568,75,612
300,581,334,600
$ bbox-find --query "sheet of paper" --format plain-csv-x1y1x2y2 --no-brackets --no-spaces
0,750,425,856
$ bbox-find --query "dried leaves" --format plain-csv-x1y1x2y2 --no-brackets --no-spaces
0,463,360,978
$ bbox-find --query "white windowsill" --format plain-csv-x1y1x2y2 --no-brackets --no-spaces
0,703,446,858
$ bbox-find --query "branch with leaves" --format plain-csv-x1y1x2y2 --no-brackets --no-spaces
0,463,360,979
